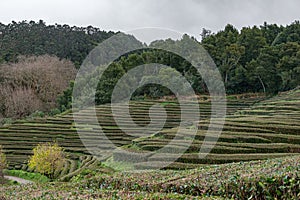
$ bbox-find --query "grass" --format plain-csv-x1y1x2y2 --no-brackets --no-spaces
102,157,135,171
3,169,49,183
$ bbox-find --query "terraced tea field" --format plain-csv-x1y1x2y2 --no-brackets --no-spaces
117,89,300,169
1,89,299,175
0,94,264,176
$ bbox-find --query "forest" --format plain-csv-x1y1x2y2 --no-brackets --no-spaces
0,20,299,117
0,20,115,67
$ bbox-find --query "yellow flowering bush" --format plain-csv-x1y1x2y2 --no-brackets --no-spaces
28,143,65,179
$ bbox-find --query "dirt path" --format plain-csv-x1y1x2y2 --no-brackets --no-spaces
4,176,33,184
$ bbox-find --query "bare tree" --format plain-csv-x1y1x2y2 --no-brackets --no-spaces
5,87,43,118
0,55,77,118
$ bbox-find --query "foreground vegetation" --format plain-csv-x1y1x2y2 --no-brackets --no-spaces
3,170,49,183
0,88,299,199
1,155,299,199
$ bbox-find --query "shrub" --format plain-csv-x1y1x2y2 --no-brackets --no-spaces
29,111,46,118
0,145,6,183
28,143,65,179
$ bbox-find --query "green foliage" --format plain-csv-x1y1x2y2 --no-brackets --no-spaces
72,40,205,107
138,67,192,97
202,21,300,95
238,25,267,65
0,118,13,126
2,156,297,199
57,81,74,111
0,20,114,67
1,20,300,112
47,20,300,111
4,170,49,183
95,62,126,104
48,108,61,116
0,145,6,182
30,111,45,118
223,174,300,199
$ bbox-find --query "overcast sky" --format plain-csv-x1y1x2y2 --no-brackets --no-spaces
1,0,299,40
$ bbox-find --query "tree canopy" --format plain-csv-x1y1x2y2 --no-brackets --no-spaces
202,21,300,94
1,20,300,111
0,20,115,67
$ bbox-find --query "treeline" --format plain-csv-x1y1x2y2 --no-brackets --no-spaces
0,20,114,119
202,21,300,94
0,20,300,114
1,20,299,97
63,34,205,109
72,49,199,107
0,20,115,67
61,21,300,110
71,21,300,108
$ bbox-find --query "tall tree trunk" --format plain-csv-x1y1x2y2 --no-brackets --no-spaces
258,76,266,95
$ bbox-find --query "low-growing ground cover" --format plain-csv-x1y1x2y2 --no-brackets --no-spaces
0,155,299,199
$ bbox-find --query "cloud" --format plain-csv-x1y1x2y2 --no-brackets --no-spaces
0,0,299,40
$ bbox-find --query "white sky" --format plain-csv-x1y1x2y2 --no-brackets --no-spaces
1,0,299,40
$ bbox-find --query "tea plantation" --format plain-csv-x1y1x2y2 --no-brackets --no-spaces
0,89,299,199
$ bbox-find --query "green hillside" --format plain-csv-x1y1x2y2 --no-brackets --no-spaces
2,89,299,199
122,88,300,169
0,88,299,176
0,94,264,173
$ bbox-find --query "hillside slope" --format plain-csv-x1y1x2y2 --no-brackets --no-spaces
0,95,263,171
119,89,300,169
0,89,299,173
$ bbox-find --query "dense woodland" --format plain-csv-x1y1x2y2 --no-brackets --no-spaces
0,20,115,67
0,20,300,117
202,22,300,94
